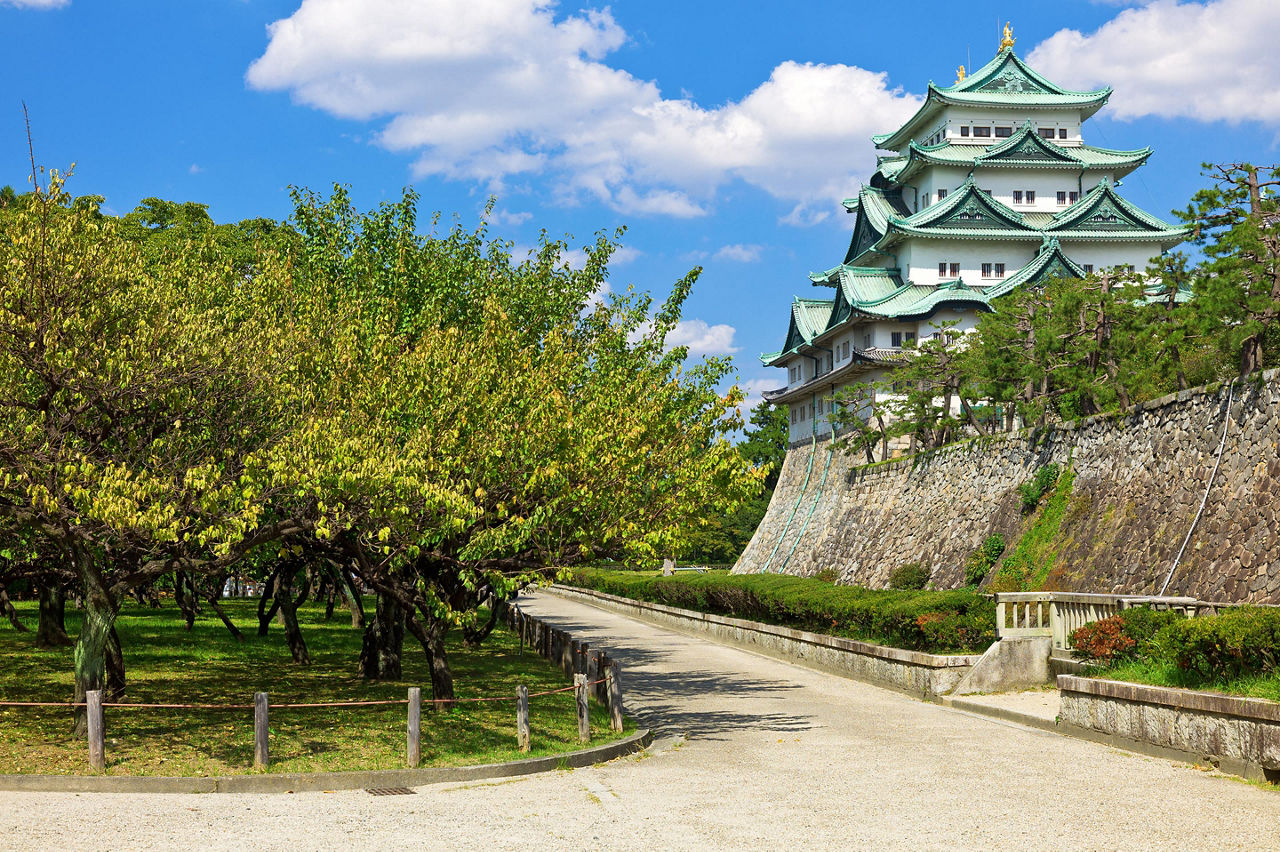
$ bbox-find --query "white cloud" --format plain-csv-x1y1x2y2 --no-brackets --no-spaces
714,243,762,263
667,319,738,356
247,0,921,217
1029,0,1280,123
188,163,203,175
1,0,68,7
737,377,780,413
610,246,642,266
490,207,532,226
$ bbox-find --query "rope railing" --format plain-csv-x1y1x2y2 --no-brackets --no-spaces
0,679,606,711
7,605,621,775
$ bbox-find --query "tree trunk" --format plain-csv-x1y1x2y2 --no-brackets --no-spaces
274,570,311,665
257,568,281,637
340,567,365,629
174,571,198,630
462,595,504,649
72,562,123,736
359,591,404,679
406,609,455,707
1241,332,1264,378
35,584,73,648
207,596,244,641
0,584,27,632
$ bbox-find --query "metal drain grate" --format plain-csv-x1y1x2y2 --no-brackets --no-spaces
365,787,416,796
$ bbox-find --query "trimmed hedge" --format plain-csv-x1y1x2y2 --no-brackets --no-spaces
565,568,995,654
1075,605,1280,685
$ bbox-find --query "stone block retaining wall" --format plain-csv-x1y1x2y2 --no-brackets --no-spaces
1058,675,1280,782
734,368,1280,602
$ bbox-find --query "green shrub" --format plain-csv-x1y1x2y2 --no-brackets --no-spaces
1018,463,1061,513
964,534,1006,586
566,567,995,654
888,563,930,590
1159,607,1280,680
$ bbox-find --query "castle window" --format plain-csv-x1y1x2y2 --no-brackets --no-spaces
790,407,796,424
936,188,948,200
1038,128,1056,139
905,331,916,345
960,125,970,137
1057,191,1068,205
995,126,1012,137
1025,190,1036,204
842,340,850,360
950,262,960,277
982,262,992,277
863,333,872,349
995,263,1005,278
1083,264,1094,275
1013,190,1023,204
973,126,991,138
1058,128,1068,139
1069,191,1080,203
891,331,902,347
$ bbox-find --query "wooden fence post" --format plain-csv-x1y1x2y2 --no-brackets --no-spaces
254,692,269,770
593,652,609,703
86,689,105,772
407,687,421,768
574,673,590,743
516,684,530,753
605,662,624,733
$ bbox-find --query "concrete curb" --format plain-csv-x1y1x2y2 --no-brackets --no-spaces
939,696,1061,734
0,729,653,794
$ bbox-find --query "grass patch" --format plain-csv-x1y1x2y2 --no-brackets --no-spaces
991,466,1075,591
1091,660,1280,703
0,599,628,776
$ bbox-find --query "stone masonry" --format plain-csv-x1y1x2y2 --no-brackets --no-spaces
733,368,1280,603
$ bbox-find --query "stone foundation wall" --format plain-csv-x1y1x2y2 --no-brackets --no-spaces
734,368,1280,603
1058,675,1280,780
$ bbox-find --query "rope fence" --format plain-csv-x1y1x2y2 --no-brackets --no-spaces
1,607,622,774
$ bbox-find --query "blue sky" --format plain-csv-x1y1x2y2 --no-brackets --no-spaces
4,0,1279,408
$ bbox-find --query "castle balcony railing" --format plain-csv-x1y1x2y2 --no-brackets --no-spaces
993,592,1202,651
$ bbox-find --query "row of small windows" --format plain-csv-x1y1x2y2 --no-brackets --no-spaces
939,261,1005,279
957,126,1068,140
922,188,1081,209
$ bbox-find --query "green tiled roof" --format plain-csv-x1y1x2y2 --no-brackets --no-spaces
762,297,835,365
873,49,1110,152
809,264,990,332
1044,176,1177,234
843,176,1188,262
981,238,1087,299
876,125,1150,185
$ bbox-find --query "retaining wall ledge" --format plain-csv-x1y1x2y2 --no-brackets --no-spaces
546,585,981,697
1058,674,1280,781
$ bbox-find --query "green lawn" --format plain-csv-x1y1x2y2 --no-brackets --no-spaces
0,599,627,776
1089,660,1280,703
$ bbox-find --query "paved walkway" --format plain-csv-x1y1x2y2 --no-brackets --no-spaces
3,590,1280,850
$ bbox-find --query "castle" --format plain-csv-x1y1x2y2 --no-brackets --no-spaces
763,27,1188,445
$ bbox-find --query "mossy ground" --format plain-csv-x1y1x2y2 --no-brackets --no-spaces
0,599,626,776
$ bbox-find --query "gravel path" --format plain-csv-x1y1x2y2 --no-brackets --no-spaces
3,590,1279,850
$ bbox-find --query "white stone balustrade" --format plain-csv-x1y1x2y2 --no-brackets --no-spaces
994,592,1201,650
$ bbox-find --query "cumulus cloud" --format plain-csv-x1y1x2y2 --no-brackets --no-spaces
1029,0,1280,123
667,319,738,356
490,207,532,226
247,0,920,218
737,377,780,413
714,244,763,263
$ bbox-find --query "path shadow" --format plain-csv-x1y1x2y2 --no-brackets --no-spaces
515,600,818,740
